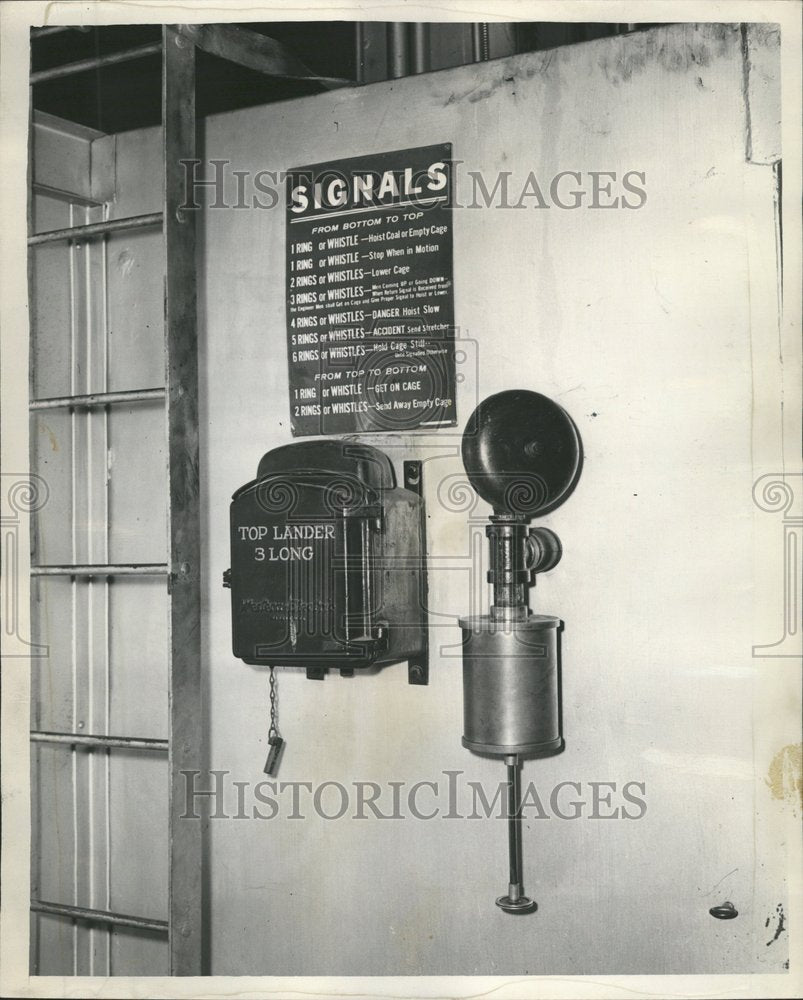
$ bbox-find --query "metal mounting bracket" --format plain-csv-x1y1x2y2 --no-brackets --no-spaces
404,460,429,686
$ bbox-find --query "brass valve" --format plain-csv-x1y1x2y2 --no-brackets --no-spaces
525,526,562,575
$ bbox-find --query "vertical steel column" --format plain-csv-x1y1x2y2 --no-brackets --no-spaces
162,25,202,976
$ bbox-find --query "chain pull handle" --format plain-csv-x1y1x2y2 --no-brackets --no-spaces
263,666,284,776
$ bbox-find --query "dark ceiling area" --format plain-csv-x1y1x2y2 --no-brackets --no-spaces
31,22,664,135
30,23,356,133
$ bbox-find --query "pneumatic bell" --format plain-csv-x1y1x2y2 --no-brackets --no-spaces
459,389,582,913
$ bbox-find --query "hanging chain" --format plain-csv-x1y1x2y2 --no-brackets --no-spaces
264,667,284,776
268,666,280,741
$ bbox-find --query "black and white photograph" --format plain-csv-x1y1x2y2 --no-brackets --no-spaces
0,2,800,997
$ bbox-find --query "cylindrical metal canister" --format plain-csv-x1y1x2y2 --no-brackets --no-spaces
458,614,563,757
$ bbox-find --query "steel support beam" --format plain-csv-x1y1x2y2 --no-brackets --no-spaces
178,23,350,88
163,25,203,977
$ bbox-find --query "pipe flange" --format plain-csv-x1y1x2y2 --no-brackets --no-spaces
496,894,537,914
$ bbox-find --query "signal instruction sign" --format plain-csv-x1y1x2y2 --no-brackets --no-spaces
285,143,455,436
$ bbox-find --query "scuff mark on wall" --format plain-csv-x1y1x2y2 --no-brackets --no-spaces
438,48,557,107
37,421,59,452
596,23,737,87
437,23,740,107
766,743,802,812
765,902,786,946
116,248,135,277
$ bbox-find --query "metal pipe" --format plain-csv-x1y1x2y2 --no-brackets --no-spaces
31,731,168,751
31,899,168,933
411,24,429,75
31,563,169,577
30,26,91,39
487,517,529,619
31,181,102,207
387,23,409,79
479,23,490,61
30,387,165,410
494,754,535,912
28,212,163,246
30,42,162,84
506,757,522,889
472,23,490,62
354,22,365,83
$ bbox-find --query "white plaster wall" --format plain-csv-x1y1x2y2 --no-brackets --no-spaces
199,23,788,975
